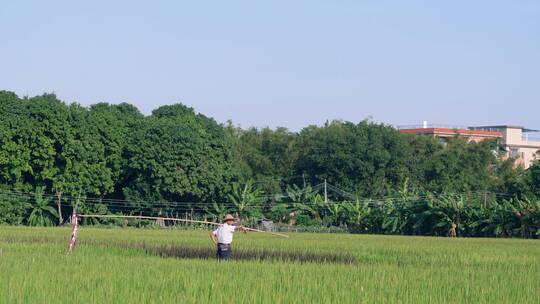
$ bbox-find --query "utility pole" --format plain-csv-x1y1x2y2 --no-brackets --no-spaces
324,179,328,203
302,173,306,188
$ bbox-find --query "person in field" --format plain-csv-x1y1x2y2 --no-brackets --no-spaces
210,214,246,260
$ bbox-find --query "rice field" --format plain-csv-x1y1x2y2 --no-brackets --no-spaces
0,227,539,303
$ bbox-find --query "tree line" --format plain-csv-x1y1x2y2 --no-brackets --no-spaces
0,91,539,237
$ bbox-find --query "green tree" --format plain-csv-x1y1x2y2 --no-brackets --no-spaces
527,158,540,198
227,124,298,193
123,104,241,210
88,103,144,200
0,187,30,225
60,104,113,198
490,158,528,199
0,91,32,190
0,92,72,223
294,120,414,197
422,137,497,193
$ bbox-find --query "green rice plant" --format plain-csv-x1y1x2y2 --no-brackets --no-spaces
0,227,539,303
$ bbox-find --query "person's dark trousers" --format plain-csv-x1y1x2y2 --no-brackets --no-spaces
217,243,232,260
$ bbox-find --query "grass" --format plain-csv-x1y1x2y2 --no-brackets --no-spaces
0,226,539,303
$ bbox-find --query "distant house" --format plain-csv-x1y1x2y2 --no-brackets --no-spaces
398,122,540,169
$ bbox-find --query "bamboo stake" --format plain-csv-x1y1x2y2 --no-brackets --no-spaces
67,213,79,254
78,214,289,238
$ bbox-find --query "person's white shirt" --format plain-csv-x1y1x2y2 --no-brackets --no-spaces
212,223,236,244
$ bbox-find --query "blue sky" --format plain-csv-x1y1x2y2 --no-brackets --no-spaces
1,0,539,131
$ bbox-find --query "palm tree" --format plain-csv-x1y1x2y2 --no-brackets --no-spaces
28,187,59,226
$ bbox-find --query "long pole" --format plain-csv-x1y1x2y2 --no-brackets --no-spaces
78,214,289,238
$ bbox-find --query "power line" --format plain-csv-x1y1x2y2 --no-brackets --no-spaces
0,187,519,213
0,187,515,204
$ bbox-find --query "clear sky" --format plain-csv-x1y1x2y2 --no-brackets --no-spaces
1,1,539,131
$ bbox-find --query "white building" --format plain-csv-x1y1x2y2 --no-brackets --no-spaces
472,125,540,169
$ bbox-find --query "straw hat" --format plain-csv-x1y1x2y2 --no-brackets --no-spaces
223,214,234,222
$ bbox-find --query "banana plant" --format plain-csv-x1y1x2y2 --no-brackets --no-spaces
509,197,540,238
28,187,59,226
285,184,324,220
472,199,517,237
228,179,263,221
270,202,291,223
204,202,232,222
325,202,345,226
343,199,372,231
416,194,468,236
382,199,413,234
382,179,426,234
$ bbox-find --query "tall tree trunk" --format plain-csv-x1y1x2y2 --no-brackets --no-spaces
56,191,63,225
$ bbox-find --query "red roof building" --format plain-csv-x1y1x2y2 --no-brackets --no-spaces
398,123,540,168
398,126,502,143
